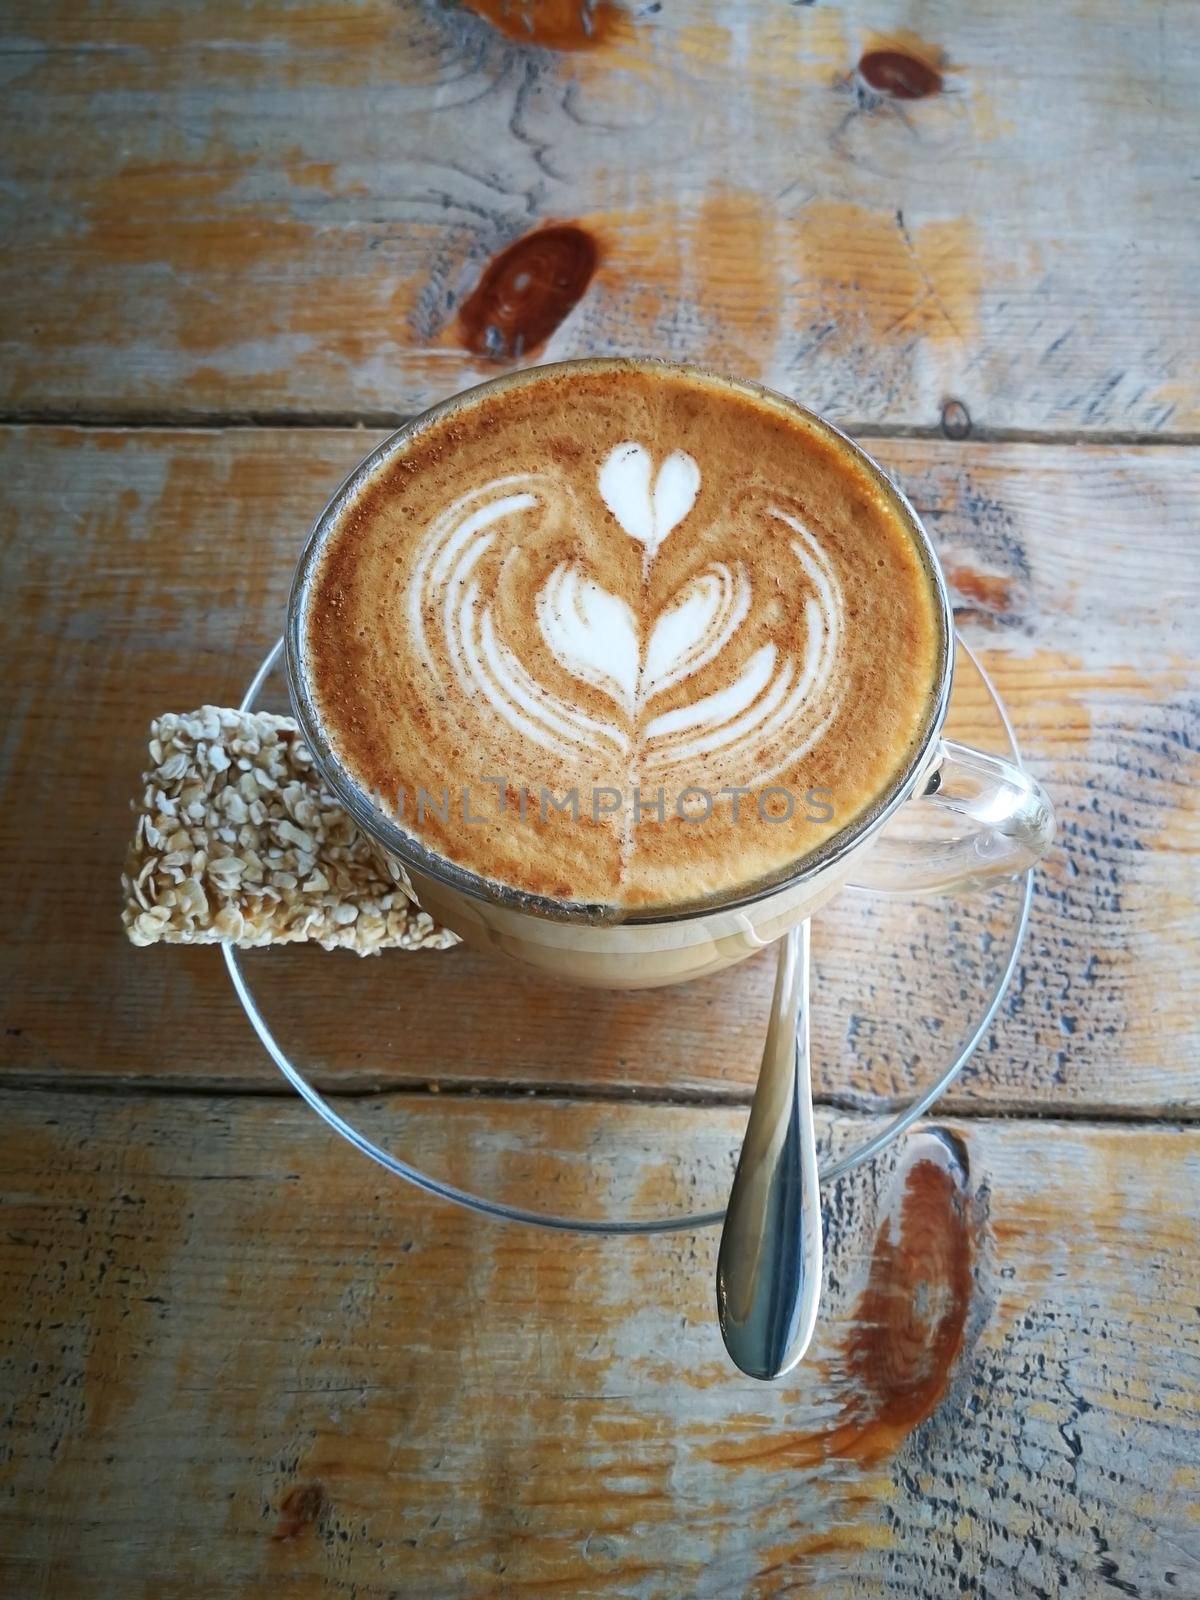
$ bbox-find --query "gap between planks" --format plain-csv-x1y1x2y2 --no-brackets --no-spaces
4,408,1200,448
0,1073,1194,1127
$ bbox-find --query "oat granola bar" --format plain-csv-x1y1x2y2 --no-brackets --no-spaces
122,707,458,955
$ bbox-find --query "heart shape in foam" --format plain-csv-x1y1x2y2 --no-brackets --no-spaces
598,442,701,563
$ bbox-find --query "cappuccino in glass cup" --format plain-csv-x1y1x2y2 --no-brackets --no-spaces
287,359,1052,987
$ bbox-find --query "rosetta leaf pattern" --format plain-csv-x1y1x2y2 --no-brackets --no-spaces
407,444,846,794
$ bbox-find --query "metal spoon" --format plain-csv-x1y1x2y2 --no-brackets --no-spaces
716,920,822,1379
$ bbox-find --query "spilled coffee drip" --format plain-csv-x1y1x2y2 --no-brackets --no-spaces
302,363,940,909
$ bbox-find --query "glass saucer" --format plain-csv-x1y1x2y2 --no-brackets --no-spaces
226,633,1031,1233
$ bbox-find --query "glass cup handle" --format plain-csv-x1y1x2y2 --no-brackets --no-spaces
848,740,1055,895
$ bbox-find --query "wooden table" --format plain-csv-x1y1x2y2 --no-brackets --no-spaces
2,3,1198,1594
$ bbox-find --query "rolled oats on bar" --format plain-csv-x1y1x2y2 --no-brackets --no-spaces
121,707,458,955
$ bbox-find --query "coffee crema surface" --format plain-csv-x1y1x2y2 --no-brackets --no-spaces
301,363,942,911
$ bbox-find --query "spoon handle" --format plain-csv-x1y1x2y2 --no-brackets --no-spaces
716,920,823,1380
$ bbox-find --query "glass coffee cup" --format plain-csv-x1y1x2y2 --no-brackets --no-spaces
285,361,1054,989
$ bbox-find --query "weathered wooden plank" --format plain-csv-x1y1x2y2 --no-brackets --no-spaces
1,427,1197,1112
0,1090,1197,1597
1,0,1196,433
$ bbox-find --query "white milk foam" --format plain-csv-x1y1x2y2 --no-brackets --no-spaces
406,441,846,793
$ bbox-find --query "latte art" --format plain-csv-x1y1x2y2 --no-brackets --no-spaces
302,362,941,909
406,443,847,810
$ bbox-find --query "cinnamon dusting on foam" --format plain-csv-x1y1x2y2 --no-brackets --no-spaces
303,365,940,910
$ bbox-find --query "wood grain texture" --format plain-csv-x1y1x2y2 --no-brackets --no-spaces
3,3,1195,1584
1,0,1196,433
0,1090,1197,1598
2,426,1196,1112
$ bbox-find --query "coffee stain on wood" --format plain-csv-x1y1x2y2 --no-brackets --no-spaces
457,0,628,51
457,223,600,360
